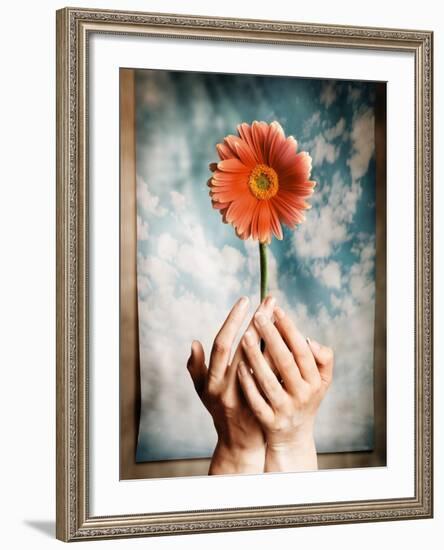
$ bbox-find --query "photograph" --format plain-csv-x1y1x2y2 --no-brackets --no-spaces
55,7,433,541
120,68,387,479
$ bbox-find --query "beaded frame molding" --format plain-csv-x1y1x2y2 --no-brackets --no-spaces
56,7,433,542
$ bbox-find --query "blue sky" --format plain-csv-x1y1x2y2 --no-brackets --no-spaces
134,69,377,462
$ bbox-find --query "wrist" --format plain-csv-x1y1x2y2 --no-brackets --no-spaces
209,439,265,475
265,426,317,473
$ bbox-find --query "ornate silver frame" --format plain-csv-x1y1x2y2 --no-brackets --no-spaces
56,7,433,542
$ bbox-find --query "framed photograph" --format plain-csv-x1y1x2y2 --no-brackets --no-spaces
56,7,433,542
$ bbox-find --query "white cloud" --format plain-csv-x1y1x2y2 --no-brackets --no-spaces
347,108,375,182
303,110,321,137
138,254,178,290
137,128,193,201
312,135,340,166
171,221,246,296
320,81,337,108
137,274,151,299
304,117,345,167
157,232,178,261
347,238,376,305
136,175,167,216
328,235,375,318
324,117,346,141
137,215,149,241
292,172,362,259
313,260,342,289
170,190,186,211
331,293,354,316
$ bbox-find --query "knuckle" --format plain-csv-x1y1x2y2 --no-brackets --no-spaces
242,333,257,350
299,349,312,363
298,392,310,408
273,418,291,433
212,338,228,356
262,376,278,398
220,394,235,412
279,355,295,373
251,403,266,419
206,377,219,397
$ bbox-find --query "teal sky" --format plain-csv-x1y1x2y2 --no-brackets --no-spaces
134,69,377,462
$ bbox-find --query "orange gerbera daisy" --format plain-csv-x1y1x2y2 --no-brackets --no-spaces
209,121,316,245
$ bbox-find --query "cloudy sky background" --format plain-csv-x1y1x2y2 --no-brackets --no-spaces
134,69,377,462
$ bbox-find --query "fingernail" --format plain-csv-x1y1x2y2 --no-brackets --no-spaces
254,312,267,327
238,296,249,308
308,338,321,352
265,295,276,308
243,330,255,347
274,306,285,320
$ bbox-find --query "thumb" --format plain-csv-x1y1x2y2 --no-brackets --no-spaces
307,338,334,387
187,340,207,396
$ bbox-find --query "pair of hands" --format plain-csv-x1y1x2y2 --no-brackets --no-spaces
187,295,334,474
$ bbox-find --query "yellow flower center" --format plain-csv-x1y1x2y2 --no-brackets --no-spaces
248,164,279,200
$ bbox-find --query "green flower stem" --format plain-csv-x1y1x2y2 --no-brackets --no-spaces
259,242,268,302
259,242,268,352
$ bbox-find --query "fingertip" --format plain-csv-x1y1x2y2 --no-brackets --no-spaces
189,340,202,364
307,338,321,354
192,339,204,352
187,346,194,368
264,294,276,308
274,306,285,320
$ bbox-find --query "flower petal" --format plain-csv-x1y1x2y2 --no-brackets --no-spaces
217,158,250,173
225,193,256,226
271,136,298,170
256,200,273,244
210,184,250,203
271,194,305,228
269,202,283,240
212,169,248,184
279,151,312,181
225,135,257,168
278,190,311,211
211,199,231,210
267,121,287,167
279,178,315,198
228,194,257,237
216,142,236,161
237,123,260,163
251,121,269,164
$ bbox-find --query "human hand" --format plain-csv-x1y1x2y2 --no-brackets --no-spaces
237,304,334,472
187,295,276,475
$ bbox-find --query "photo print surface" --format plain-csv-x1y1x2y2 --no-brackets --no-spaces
134,69,378,462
